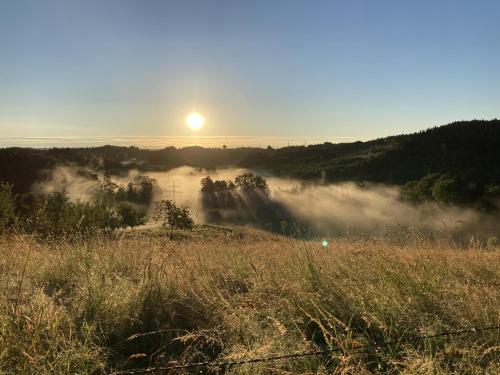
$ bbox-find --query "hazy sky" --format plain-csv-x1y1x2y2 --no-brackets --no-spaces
1,0,499,146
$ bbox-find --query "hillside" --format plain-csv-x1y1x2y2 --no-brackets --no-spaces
1,120,499,196
243,119,500,184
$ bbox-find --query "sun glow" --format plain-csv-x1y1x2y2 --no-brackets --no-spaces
186,112,205,131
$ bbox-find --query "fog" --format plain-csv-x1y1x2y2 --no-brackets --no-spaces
32,166,99,202
273,183,480,236
35,166,498,239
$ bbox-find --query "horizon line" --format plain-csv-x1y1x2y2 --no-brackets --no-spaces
0,135,359,149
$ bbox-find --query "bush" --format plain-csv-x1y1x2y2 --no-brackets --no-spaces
22,191,117,238
487,236,498,249
117,203,147,228
155,200,194,237
0,182,16,232
17,190,146,239
3,176,150,239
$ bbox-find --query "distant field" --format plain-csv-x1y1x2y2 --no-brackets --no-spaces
1,226,499,374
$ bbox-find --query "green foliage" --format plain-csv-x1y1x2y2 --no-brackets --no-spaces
402,173,441,203
19,191,117,238
115,176,156,206
432,174,460,203
117,203,147,228
201,173,269,208
200,173,307,235
486,236,498,249
95,174,156,210
200,176,236,209
402,172,495,209
1,172,152,239
235,173,270,197
155,200,194,236
94,174,119,209
15,189,147,239
0,182,16,232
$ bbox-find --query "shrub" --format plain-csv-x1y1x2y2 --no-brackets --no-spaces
0,182,16,232
154,200,194,237
487,236,498,249
117,203,147,228
24,191,118,238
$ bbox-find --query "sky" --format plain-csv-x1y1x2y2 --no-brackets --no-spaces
1,0,499,147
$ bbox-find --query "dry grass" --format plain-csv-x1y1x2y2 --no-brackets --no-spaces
0,226,499,374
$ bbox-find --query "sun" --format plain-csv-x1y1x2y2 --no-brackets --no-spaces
186,112,205,131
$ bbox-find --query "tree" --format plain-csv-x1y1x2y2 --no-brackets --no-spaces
200,176,216,207
235,173,270,197
401,173,441,203
154,200,194,238
0,182,16,233
24,190,72,237
432,174,461,203
95,174,119,209
200,176,215,194
125,176,156,205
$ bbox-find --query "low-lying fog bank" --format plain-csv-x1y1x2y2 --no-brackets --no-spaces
35,166,499,240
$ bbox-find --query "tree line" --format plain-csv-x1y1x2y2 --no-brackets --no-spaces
0,172,313,240
0,174,193,239
2,166,499,241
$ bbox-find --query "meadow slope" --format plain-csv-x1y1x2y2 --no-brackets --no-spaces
0,226,499,374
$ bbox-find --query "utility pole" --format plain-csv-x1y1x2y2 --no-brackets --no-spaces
164,182,181,202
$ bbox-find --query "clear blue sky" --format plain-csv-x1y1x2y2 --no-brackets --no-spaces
1,0,499,146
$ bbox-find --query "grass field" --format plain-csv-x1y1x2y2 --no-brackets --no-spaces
1,225,499,374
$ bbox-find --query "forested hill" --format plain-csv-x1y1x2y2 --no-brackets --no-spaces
250,119,500,184
1,119,499,197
